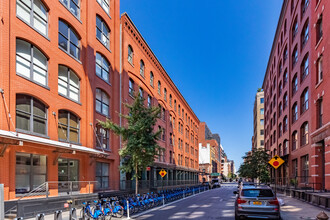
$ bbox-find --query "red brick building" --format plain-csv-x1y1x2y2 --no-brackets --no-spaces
120,14,200,190
262,0,329,190
0,0,122,200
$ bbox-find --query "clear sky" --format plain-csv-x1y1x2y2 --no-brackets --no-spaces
120,1,283,170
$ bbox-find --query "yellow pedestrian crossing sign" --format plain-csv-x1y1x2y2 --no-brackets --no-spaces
268,155,285,169
159,169,167,178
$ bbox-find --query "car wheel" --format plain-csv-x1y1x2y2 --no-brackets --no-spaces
235,213,240,220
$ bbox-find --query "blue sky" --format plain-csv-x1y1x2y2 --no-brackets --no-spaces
120,1,283,170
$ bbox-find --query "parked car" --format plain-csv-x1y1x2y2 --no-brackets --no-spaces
233,185,281,220
212,182,221,189
237,181,255,189
202,182,211,189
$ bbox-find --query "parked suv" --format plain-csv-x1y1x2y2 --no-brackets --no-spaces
234,185,281,220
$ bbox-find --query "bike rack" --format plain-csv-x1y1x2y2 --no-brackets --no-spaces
69,208,77,220
35,213,44,220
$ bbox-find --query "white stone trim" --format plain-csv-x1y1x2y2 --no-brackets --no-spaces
311,175,319,177
311,143,323,147
326,174,330,177
311,155,319,158
325,162,330,166
325,151,330,155
311,165,319,167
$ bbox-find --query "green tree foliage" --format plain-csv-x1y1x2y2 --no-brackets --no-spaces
98,93,164,194
238,148,270,183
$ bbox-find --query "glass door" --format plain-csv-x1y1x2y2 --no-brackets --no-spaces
58,158,79,192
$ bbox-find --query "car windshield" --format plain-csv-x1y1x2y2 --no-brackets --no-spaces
241,189,274,197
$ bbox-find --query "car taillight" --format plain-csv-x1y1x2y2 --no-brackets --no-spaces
237,198,247,204
269,199,279,206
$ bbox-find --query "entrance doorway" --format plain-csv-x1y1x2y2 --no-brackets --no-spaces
58,158,79,192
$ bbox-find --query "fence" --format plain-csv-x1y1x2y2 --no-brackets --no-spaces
120,179,201,191
270,176,323,192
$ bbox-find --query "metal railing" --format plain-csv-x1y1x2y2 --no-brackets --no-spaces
120,179,201,191
270,176,323,192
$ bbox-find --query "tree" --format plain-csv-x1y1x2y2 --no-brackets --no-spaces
98,93,164,194
257,88,263,92
238,148,270,183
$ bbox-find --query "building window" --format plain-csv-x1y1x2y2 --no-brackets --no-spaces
260,108,264,115
292,131,298,151
278,61,282,74
301,20,309,48
174,100,177,111
15,153,47,194
317,99,323,128
279,123,282,137
96,88,109,116
147,95,152,108
260,119,264,125
58,20,80,60
60,0,80,18
283,140,288,155
317,56,323,84
96,52,110,83
292,74,298,95
301,54,309,82
96,125,109,150
16,94,47,135
291,0,294,13
140,60,145,77
316,14,323,43
278,102,282,116
260,129,264,135
301,122,308,146
58,65,80,102
162,108,166,121
17,0,48,36
139,87,143,99
96,16,110,49
58,110,80,143
301,155,309,183
128,45,133,64
283,116,288,133
292,102,298,123
279,82,282,96
292,159,298,177
283,46,288,62
292,46,298,68
158,81,161,95
129,78,134,96
260,98,264,104
301,0,309,16
301,88,308,113
96,162,109,189
16,39,48,86
150,71,154,87
283,69,288,87
164,88,167,101
283,93,288,110
169,95,172,107
97,0,110,14
292,17,298,40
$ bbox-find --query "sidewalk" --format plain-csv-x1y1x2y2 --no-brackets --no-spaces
278,193,330,220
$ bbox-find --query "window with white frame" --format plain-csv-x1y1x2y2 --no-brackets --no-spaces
128,45,133,64
97,0,110,14
16,39,48,86
140,60,145,77
17,0,48,36
58,65,80,102
96,16,110,49
96,88,110,116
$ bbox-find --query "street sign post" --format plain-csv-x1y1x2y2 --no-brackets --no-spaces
268,155,285,195
159,169,167,191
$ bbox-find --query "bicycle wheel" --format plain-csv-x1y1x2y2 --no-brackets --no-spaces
104,213,112,220
116,209,124,218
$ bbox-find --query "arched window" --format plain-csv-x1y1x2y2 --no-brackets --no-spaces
300,122,309,146
301,0,309,16
129,78,134,96
140,60,145,77
292,74,298,95
292,131,298,151
283,69,288,86
283,139,288,155
60,0,80,18
17,0,48,36
150,71,154,86
16,94,47,135
169,95,172,107
16,39,48,86
96,16,110,49
96,88,109,116
279,123,282,137
283,45,288,62
157,81,161,95
147,95,152,108
283,116,288,132
278,102,282,116
301,88,308,113
58,20,80,60
58,65,80,102
58,110,80,143
301,53,309,81
292,17,298,40
301,19,309,47
174,100,177,111
292,45,298,68
96,52,110,82
283,92,288,109
97,0,110,14
128,45,133,64
292,102,298,123
164,88,167,101
139,87,143,98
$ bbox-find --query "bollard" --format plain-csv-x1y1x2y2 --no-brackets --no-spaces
36,213,45,220
14,218,24,220
162,194,165,206
54,210,62,220
69,208,76,220
316,211,329,220
126,200,131,219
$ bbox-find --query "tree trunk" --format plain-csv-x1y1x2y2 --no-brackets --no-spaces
135,162,139,194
